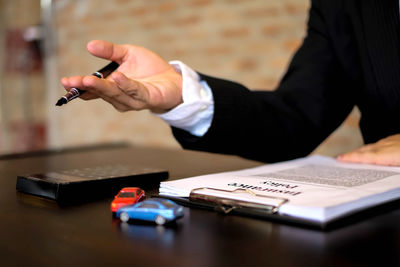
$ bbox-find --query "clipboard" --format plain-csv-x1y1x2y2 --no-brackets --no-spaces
158,186,400,230
159,187,329,229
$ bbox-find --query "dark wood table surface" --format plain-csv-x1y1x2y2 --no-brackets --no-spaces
1,145,400,266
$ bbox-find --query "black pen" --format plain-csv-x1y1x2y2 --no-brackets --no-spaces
56,61,119,106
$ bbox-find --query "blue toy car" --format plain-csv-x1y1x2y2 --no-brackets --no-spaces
116,198,184,225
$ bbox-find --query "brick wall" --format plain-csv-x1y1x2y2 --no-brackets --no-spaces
49,0,363,156
0,0,46,153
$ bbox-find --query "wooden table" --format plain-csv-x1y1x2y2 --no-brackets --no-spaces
1,145,399,266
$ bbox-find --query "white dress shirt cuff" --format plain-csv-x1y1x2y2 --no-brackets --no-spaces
155,61,214,137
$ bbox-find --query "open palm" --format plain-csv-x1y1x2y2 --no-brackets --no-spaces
61,40,183,113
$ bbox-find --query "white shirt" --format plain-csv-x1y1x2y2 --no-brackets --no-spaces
155,61,214,137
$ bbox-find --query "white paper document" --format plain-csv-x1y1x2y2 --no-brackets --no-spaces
160,155,400,223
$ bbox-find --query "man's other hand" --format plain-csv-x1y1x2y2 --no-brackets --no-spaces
337,134,400,166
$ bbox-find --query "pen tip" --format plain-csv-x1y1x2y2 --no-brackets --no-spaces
55,98,67,106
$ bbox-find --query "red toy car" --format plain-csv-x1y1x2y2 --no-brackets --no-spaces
111,187,145,213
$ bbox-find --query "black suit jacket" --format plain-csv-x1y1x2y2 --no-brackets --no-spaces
172,0,400,163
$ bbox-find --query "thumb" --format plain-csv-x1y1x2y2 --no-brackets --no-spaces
87,40,128,63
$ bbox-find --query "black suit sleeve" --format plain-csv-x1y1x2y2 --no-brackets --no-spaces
172,0,356,163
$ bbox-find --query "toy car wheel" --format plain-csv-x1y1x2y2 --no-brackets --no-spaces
120,212,130,222
155,215,166,225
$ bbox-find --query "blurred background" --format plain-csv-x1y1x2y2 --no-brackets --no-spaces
0,0,363,157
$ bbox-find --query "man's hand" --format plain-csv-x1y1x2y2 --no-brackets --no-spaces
337,134,400,166
61,40,183,113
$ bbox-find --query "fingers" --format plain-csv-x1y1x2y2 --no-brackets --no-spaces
337,142,383,164
337,141,400,166
61,76,98,100
60,72,151,111
112,71,149,103
337,150,393,166
82,74,148,111
87,40,128,64
337,149,376,164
